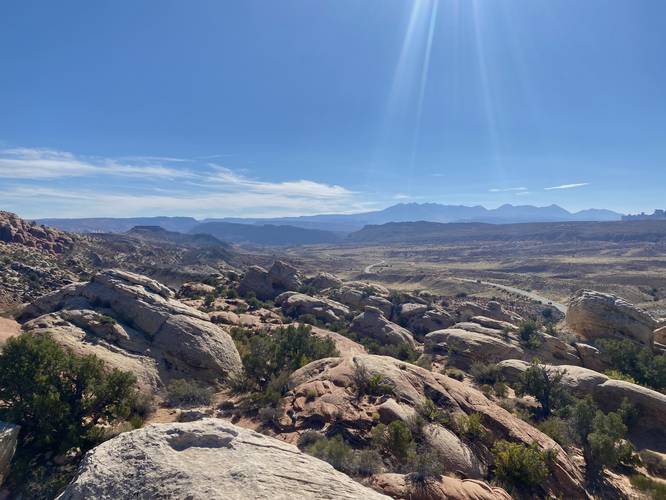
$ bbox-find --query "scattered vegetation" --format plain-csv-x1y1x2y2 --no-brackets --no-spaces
630,474,666,499
595,338,666,390
517,320,542,349
569,396,634,480
492,440,552,492
352,363,395,397
230,325,338,411
166,378,214,407
515,361,570,418
372,420,417,463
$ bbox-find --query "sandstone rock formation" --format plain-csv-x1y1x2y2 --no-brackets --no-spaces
498,359,666,430
57,419,389,500
457,301,522,324
398,303,455,337
19,269,242,390
0,422,19,486
567,289,658,346
238,261,303,300
425,322,579,368
369,473,511,500
350,306,417,348
305,272,343,291
329,285,393,316
280,354,585,497
0,211,74,254
277,292,350,323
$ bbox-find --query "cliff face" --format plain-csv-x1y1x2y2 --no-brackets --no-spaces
0,212,74,254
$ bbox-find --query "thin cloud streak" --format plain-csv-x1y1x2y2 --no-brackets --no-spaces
544,182,590,190
488,187,527,192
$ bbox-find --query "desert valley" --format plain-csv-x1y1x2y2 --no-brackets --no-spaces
1,208,666,499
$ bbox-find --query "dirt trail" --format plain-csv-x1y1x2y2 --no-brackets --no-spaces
454,278,568,313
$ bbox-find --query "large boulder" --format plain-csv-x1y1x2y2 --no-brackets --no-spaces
369,473,511,500
497,360,666,431
329,286,393,316
306,272,343,291
57,419,389,500
278,293,350,324
19,270,242,390
238,261,303,300
0,422,19,486
456,301,522,324
398,303,455,337
280,355,585,498
567,289,658,346
425,323,580,369
350,307,417,348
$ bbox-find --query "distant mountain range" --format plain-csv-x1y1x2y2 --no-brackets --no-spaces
35,203,625,245
349,220,666,245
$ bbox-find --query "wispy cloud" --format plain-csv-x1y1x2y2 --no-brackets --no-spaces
1,146,366,218
544,182,590,190
0,148,191,179
488,187,527,193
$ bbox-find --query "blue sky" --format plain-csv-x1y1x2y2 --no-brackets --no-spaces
1,0,664,218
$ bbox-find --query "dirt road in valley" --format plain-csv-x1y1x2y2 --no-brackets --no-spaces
454,277,568,313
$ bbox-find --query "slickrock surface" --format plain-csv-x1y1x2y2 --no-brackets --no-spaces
57,419,390,500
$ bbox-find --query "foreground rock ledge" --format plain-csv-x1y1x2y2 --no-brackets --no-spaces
57,419,389,500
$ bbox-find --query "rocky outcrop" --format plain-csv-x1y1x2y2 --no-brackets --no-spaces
277,292,350,323
19,270,242,390
567,289,658,346
238,261,303,300
280,355,585,498
58,419,389,500
0,422,19,486
329,286,393,316
398,303,455,337
350,307,417,348
655,325,666,345
306,272,343,291
0,211,74,254
369,473,511,500
177,282,216,299
457,301,522,324
498,359,666,431
425,324,579,368
308,326,367,357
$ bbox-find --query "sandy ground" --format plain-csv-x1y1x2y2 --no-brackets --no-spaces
0,317,20,345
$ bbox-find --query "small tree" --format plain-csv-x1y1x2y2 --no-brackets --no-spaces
570,397,633,479
0,333,138,452
516,361,569,418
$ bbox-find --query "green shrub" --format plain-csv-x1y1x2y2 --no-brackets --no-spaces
516,361,569,418
604,369,637,383
569,397,634,478
630,474,666,500
352,363,395,397
230,325,338,412
536,416,571,447
407,449,445,484
0,333,138,452
492,440,551,491
517,320,542,349
470,362,502,385
595,338,666,390
306,434,352,471
357,337,419,362
457,412,484,438
166,379,214,407
446,368,465,381
372,421,416,462
418,398,449,426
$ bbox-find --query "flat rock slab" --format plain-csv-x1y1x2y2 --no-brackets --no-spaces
58,419,389,500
